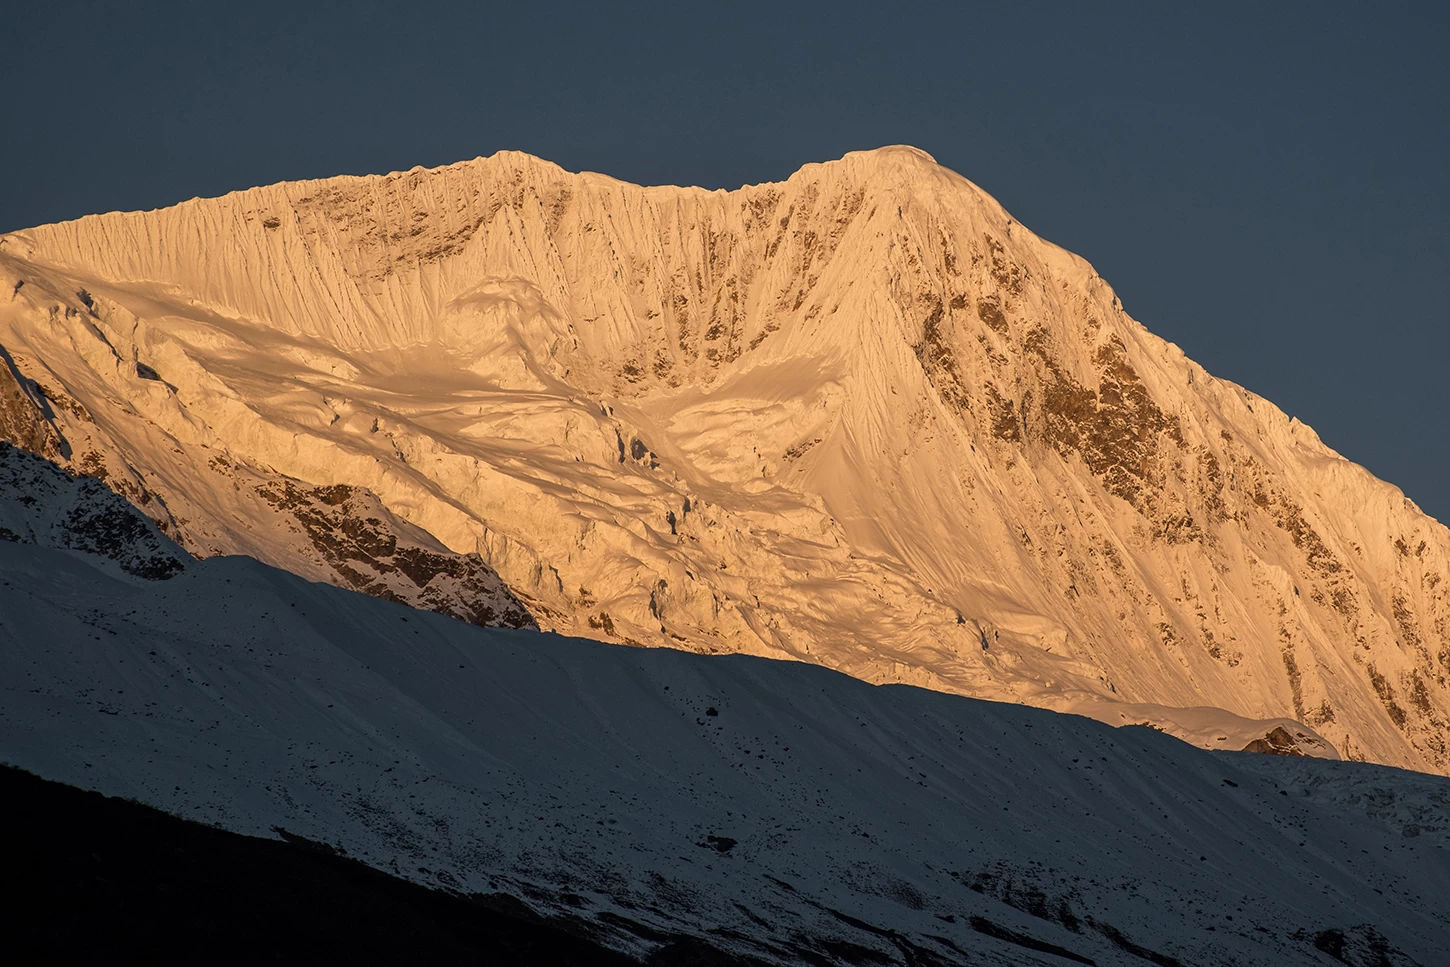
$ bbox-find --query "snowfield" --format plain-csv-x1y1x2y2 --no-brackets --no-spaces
1,491,1445,964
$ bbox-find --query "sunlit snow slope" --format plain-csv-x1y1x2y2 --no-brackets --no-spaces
2,522,1447,965
1,147,1446,772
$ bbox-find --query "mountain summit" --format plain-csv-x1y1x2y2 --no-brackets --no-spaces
1,147,1445,772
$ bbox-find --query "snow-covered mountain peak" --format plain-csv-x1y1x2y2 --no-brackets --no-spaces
787,144,945,185
2,148,1447,773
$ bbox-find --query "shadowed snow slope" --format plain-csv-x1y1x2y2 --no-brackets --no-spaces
1,534,1447,965
0,441,187,579
0,147,1446,771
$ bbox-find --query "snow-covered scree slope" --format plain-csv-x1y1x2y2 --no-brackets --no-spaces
0,147,1445,771
1,538,1446,966
0,441,187,579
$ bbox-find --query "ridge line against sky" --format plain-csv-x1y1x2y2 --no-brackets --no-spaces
4,1,1445,519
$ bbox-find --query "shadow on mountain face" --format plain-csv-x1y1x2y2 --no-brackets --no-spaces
0,764,752,964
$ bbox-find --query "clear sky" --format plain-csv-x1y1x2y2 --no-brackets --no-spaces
5,1,1446,518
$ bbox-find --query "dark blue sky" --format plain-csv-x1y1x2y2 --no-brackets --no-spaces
6,2,1447,518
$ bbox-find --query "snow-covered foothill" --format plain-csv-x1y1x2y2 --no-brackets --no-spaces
0,532,1445,965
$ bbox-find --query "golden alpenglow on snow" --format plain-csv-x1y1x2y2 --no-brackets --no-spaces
1,147,1446,774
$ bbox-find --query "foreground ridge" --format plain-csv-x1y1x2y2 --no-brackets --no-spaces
2,766,642,965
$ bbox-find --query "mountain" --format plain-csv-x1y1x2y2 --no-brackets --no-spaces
0,147,1445,772
2,497,1446,966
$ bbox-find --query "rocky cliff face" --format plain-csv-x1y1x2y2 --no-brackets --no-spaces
0,147,1444,771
